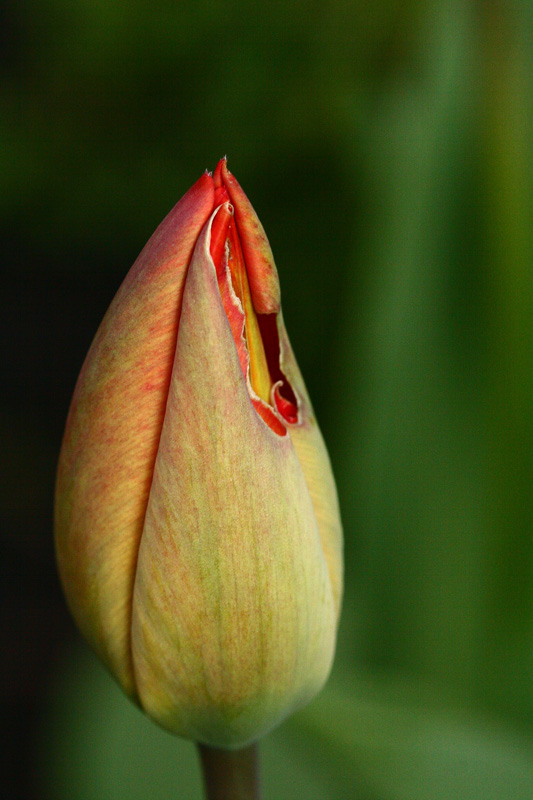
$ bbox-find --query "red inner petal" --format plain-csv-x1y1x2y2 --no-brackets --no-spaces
213,158,225,190
274,389,298,424
209,163,298,434
258,313,299,422
210,203,233,277
252,398,287,436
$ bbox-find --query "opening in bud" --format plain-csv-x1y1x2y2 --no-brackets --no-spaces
209,160,299,436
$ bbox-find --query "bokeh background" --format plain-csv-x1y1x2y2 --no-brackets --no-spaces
2,1,533,798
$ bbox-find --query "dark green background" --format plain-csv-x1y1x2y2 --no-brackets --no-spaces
2,1,532,797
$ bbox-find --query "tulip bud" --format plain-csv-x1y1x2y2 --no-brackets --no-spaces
55,159,343,748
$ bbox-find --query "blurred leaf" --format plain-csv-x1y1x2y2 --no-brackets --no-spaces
291,666,533,800
40,644,533,800
333,0,492,696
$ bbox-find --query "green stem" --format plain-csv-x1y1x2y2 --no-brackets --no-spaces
197,742,262,800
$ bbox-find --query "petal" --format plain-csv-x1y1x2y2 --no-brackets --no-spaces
131,211,337,747
220,159,281,314
277,314,344,620
54,173,215,696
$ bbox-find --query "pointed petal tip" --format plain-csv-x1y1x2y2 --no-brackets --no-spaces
196,170,215,191
219,161,280,314
220,157,232,185
213,157,228,189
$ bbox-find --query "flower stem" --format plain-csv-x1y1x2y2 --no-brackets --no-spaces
197,742,262,800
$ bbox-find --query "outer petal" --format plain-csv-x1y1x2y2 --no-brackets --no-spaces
54,174,215,696
278,316,344,621
131,210,337,747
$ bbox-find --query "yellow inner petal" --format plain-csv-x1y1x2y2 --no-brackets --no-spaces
227,223,272,404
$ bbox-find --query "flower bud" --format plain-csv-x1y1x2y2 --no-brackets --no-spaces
55,159,343,748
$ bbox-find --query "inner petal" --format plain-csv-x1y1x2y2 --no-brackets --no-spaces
209,170,299,434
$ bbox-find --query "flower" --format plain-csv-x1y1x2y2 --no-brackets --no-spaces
54,159,343,748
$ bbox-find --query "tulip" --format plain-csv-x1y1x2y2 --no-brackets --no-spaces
55,159,343,748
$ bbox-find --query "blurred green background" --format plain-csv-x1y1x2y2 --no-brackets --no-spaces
2,1,532,798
